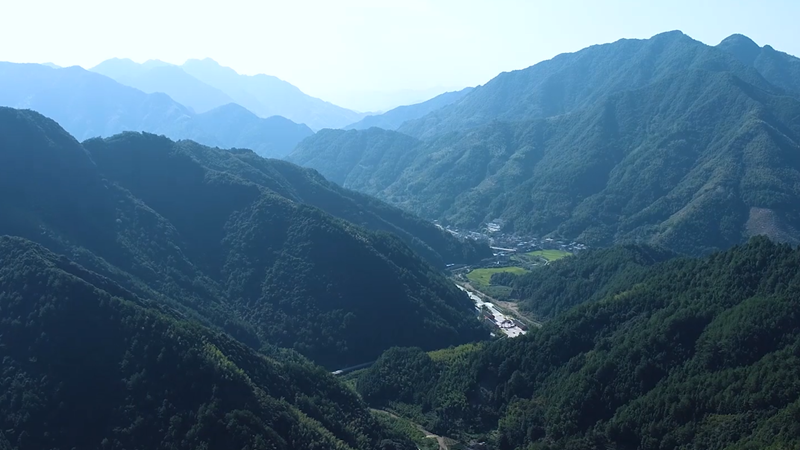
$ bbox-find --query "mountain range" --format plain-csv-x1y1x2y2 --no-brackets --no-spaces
0,62,313,158
3,27,800,450
288,31,800,255
0,107,487,369
92,57,367,130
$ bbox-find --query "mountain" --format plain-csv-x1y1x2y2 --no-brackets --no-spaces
356,237,800,450
397,30,778,139
345,87,474,131
222,150,491,267
330,86,461,114
92,58,235,113
0,62,313,157
717,33,800,95
0,236,419,450
178,103,313,158
288,31,800,255
181,58,366,130
0,107,487,369
288,128,421,193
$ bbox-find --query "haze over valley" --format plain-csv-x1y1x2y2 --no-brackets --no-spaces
2,1,800,449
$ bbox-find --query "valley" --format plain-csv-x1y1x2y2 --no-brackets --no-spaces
2,13,800,450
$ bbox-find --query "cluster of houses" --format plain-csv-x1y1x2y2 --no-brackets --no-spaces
436,220,588,255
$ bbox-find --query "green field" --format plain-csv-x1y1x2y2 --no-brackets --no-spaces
526,249,572,261
467,266,530,286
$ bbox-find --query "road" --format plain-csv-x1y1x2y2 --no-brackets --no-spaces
490,246,516,252
331,361,374,376
457,284,528,337
458,282,542,330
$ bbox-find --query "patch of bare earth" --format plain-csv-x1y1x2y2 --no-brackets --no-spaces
746,207,800,244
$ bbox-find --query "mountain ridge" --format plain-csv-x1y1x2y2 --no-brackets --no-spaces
0,62,313,157
289,31,800,255
180,58,366,129
345,87,474,131
0,106,487,368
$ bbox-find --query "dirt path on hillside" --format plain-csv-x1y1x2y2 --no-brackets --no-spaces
370,409,451,450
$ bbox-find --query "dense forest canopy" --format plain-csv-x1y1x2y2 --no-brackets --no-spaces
0,236,418,450
355,237,800,449
0,107,487,369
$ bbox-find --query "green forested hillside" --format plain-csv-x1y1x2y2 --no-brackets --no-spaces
510,245,675,320
397,31,776,139
355,237,800,449
0,107,486,369
0,236,416,450
220,148,490,266
288,127,422,192
289,32,800,255
717,34,800,95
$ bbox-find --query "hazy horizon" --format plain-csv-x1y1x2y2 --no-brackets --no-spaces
2,0,798,111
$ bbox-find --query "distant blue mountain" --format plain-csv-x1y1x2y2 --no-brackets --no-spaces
344,87,474,131
92,58,234,113
0,62,313,157
180,58,367,130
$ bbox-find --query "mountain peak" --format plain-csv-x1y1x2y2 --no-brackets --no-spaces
648,30,693,44
720,33,760,47
185,57,224,69
717,34,762,65
654,30,688,39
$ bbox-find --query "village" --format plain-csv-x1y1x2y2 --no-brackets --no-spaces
440,220,590,339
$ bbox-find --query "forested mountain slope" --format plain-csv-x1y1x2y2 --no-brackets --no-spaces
357,237,800,450
0,62,313,157
288,128,422,192
509,245,675,320
289,32,800,255
226,149,490,266
397,31,777,139
0,236,417,450
0,107,486,368
717,33,800,95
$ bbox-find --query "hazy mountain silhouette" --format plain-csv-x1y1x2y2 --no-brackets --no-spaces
92,58,235,113
181,58,366,130
0,62,312,157
345,87,474,131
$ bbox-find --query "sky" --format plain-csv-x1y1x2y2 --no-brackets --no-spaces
1,0,798,111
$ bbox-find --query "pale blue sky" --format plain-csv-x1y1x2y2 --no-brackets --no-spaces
1,0,798,110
